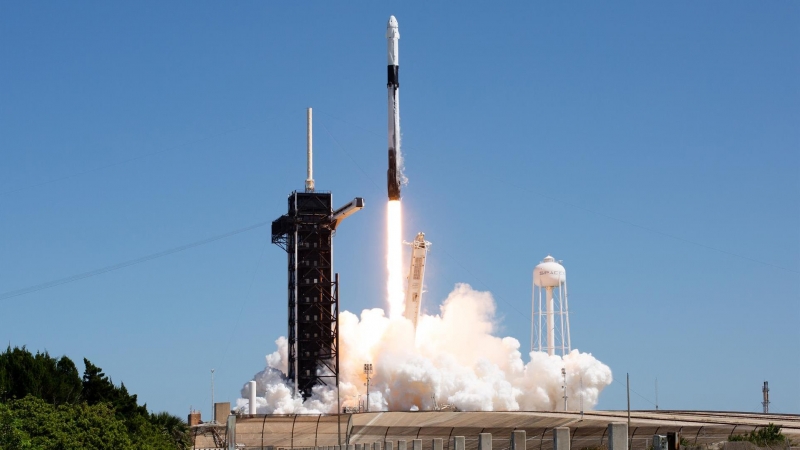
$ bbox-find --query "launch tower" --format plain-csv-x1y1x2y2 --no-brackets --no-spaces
272,109,363,399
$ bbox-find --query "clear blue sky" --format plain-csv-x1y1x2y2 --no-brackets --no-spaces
1,2,798,417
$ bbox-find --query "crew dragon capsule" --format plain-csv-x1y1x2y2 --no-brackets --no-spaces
386,15,401,201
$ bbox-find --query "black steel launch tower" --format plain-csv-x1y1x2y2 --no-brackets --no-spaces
271,109,363,399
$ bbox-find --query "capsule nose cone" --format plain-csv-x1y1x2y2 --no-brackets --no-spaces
386,15,399,39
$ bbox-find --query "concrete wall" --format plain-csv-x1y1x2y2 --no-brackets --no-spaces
214,402,231,424
199,410,800,450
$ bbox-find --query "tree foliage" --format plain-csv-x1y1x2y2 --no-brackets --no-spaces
4,396,133,450
0,346,190,449
0,346,82,405
81,358,149,422
0,401,32,449
729,424,789,446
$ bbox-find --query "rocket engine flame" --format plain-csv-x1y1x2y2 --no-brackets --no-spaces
387,200,405,318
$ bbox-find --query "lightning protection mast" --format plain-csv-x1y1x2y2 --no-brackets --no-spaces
562,367,568,411
364,363,373,412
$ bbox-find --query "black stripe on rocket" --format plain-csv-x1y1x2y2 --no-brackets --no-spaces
387,66,399,88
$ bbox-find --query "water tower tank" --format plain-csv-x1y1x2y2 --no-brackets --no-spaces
533,255,566,287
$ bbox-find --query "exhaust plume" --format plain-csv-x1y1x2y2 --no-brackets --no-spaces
386,201,404,318
237,284,612,413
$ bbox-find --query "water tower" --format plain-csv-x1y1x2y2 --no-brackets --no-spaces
532,255,571,356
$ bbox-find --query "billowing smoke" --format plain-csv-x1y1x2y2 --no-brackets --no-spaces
236,284,612,413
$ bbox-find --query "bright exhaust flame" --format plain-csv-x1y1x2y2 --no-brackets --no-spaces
386,200,404,318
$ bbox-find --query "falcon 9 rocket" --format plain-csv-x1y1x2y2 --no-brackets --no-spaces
387,15,401,201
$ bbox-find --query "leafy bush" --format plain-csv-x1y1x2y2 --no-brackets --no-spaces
0,402,32,450
5,396,133,450
728,424,788,446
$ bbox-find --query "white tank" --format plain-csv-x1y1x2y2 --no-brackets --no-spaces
248,380,257,415
533,255,566,287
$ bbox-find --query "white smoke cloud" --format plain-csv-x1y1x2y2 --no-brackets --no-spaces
237,284,612,413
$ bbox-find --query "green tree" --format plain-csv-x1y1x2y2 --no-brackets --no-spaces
4,396,189,450
729,423,788,446
5,396,133,450
1,347,190,449
151,411,192,449
81,358,115,405
53,356,82,404
0,346,82,405
81,359,148,424
0,402,32,449
128,412,191,449
0,345,42,401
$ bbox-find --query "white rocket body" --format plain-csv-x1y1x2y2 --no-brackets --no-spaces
386,15,401,200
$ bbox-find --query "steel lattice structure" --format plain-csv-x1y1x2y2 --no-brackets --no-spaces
272,191,339,399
